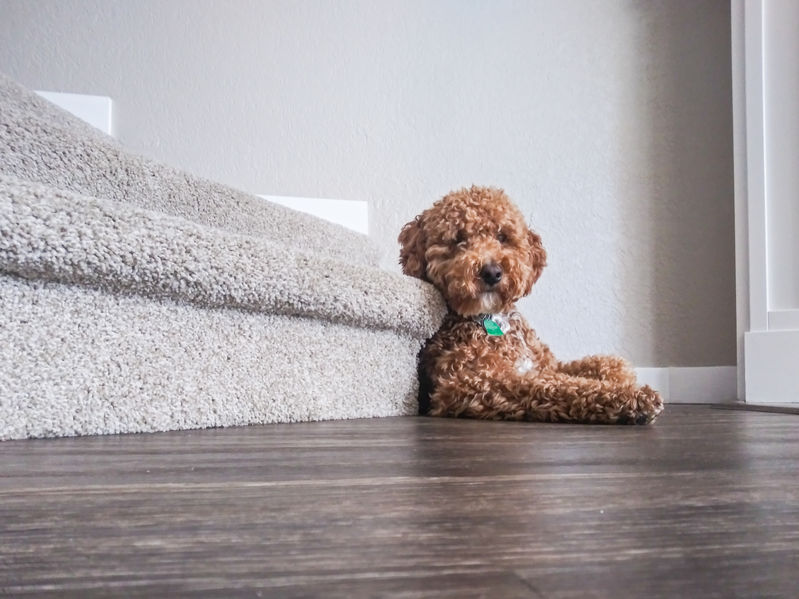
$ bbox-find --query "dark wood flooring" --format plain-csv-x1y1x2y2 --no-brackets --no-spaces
1,405,798,598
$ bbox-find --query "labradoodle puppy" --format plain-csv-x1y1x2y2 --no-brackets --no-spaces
399,185,663,424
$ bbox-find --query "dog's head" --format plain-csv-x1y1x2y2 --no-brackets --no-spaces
398,186,546,315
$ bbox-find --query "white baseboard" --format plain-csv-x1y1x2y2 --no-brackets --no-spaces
35,90,113,136
635,366,738,404
258,195,368,235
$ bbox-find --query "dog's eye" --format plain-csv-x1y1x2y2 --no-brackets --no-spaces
454,231,466,245
497,232,508,243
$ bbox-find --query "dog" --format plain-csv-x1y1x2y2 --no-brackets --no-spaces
398,185,664,424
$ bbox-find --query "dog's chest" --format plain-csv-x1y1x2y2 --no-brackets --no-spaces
479,313,537,376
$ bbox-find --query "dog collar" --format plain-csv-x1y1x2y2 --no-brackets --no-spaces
473,313,511,336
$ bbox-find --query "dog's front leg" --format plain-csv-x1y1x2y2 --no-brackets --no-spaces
513,372,663,424
426,370,662,424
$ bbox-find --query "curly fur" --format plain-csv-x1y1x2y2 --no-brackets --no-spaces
399,186,664,425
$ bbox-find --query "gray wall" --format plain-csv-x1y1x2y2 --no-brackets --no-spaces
0,0,736,367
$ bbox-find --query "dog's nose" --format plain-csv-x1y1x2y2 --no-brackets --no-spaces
480,263,503,286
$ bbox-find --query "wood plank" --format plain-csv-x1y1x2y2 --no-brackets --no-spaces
715,402,799,415
1,406,797,597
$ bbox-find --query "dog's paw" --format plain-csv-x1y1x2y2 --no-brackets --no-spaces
617,385,664,425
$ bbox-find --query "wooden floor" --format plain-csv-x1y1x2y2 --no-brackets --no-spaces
1,405,798,598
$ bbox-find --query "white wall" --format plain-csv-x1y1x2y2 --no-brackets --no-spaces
0,0,736,367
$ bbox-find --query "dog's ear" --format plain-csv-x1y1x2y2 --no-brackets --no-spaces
525,228,547,292
398,215,427,280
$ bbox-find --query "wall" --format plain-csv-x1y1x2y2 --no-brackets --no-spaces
0,0,736,366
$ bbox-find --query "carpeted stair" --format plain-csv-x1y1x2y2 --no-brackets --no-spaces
0,73,446,440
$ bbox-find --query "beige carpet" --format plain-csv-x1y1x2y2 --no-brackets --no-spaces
0,73,446,440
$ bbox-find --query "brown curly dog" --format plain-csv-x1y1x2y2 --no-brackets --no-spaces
399,185,664,424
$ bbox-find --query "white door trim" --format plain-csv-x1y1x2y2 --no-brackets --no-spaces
733,0,799,403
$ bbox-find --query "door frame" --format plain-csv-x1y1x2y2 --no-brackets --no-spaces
733,0,799,403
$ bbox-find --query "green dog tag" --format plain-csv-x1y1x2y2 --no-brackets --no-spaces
483,317,504,336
